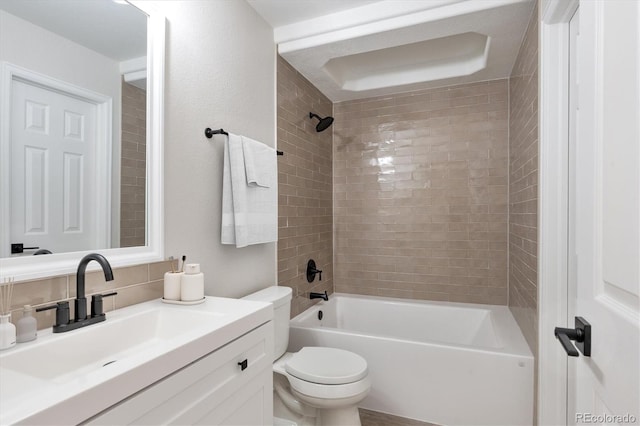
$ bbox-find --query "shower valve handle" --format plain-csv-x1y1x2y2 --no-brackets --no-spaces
306,259,323,282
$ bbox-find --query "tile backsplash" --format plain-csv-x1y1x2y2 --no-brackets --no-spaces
333,79,509,305
7,260,172,331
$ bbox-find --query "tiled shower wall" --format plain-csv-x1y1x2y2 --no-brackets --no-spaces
120,81,146,248
508,3,539,355
333,80,509,304
277,56,333,317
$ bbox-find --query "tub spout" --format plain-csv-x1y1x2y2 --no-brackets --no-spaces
310,291,328,301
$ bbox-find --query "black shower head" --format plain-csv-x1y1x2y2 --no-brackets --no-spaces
309,112,334,132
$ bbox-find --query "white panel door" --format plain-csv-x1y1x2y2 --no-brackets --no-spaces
568,0,640,423
10,79,99,255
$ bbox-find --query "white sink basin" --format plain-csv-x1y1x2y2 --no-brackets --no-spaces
2,308,223,382
0,297,272,425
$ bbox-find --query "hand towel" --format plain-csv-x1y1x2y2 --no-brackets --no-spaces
221,133,277,248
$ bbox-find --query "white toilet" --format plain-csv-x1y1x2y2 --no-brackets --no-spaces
243,286,370,426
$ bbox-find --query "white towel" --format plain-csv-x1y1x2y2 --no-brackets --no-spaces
221,133,277,248
243,137,275,188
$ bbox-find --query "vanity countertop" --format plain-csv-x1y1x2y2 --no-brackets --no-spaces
0,296,272,425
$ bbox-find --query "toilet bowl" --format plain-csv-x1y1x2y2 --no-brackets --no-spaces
243,286,370,426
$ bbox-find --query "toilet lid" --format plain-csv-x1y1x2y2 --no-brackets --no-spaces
285,347,368,385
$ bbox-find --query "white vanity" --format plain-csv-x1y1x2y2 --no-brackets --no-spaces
0,297,274,425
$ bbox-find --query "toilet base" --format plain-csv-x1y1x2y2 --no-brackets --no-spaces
291,388,366,426
274,372,367,426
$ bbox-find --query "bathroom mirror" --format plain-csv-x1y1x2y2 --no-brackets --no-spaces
0,1,165,280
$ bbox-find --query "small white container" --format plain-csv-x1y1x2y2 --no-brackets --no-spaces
181,264,204,301
16,305,37,343
163,272,184,301
0,314,16,350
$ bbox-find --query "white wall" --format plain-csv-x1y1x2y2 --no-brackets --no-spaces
0,11,122,103
146,1,277,298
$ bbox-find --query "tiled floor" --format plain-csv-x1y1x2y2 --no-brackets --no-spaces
359,409,439,426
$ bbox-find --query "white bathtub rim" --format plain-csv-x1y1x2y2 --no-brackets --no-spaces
290,292,533,359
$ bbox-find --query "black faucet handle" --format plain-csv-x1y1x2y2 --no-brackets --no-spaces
36,301,70,327
91,292,118,317
306,259,323,282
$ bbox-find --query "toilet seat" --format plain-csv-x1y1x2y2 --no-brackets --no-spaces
285,347,368,385
273,347,371,401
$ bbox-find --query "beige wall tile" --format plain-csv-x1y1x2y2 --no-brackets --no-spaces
70,264,149,297
120,80,147,248
8,276,68,310
333,79,509,305
509,3,539,356
9,262,166,331
277,56,334,318
149,260,175,281
113,280,163,310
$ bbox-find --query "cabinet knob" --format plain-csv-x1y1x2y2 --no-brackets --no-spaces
238,359,248,371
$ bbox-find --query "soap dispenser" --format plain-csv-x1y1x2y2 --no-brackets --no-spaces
16,305,37,343
181,264,204,301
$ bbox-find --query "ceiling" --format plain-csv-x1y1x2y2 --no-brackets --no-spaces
0,0,147,62
248,0,536,102
247,0,378,28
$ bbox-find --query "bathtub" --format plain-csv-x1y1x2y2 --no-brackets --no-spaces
288,293,533,426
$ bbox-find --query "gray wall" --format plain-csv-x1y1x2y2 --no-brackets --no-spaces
150,0,277,298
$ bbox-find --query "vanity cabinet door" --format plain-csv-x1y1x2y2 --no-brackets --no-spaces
85,322,274,425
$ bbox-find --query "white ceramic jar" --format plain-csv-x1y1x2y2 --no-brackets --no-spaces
181,264,204,301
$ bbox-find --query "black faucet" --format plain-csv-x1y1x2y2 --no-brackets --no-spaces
75,253,114,321
36,253,116,333
310,291,328,301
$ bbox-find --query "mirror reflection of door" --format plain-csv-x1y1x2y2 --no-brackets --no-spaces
0,0,147,257
10,79,103,255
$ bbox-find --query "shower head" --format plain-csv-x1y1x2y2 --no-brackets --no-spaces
309,112,334,132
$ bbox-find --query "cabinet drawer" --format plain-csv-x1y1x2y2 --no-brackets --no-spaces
86,322,273,425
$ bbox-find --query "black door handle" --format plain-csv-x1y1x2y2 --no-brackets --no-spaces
554,316,591,357
11,243,39,254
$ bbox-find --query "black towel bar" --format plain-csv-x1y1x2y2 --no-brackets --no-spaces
205,127,283,156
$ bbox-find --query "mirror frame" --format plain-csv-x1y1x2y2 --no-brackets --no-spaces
0,2,165,281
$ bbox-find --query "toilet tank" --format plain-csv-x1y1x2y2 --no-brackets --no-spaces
242,286,292,360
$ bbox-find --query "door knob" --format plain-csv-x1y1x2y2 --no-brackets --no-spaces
554,316,591,357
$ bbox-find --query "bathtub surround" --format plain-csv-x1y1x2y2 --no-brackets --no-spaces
333,80,509,305
277,56,333,317
7,260,173,331
120,80,147,248
509,4,539,423
508,2,539,358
